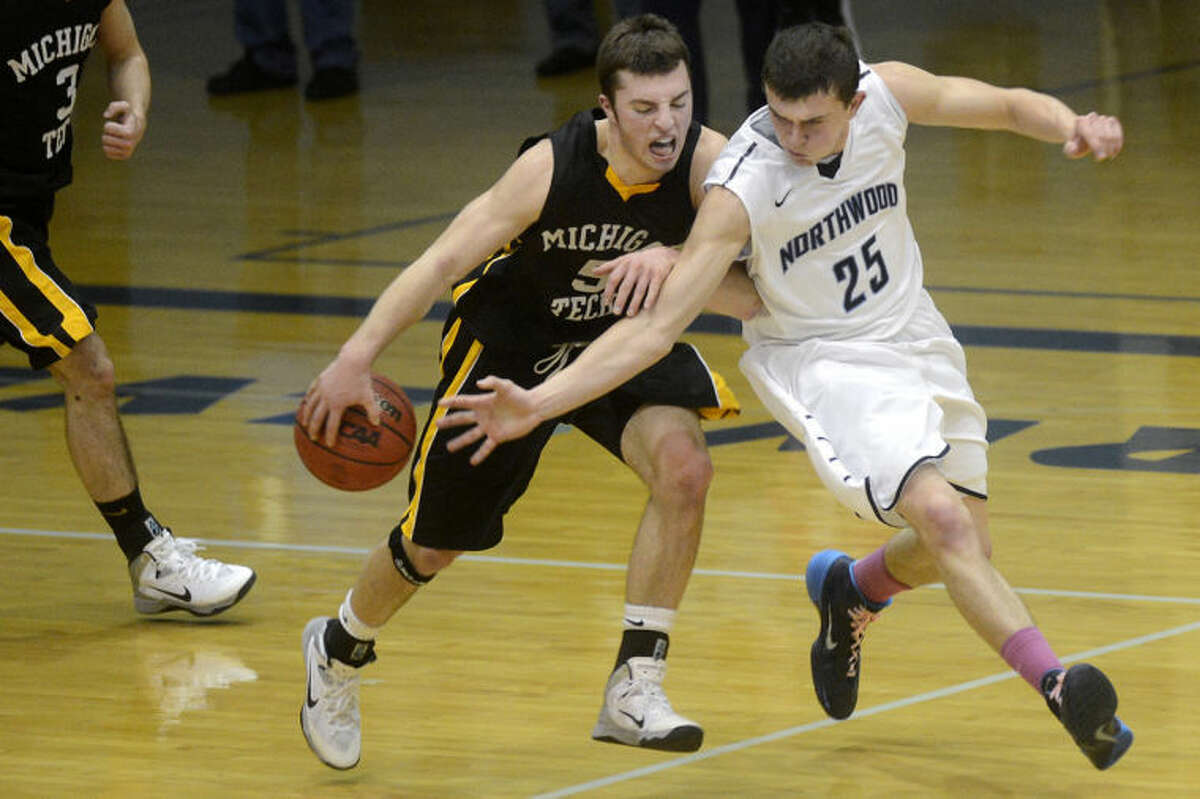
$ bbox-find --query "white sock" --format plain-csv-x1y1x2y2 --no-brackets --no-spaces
623,603,675,634
338,589,382,641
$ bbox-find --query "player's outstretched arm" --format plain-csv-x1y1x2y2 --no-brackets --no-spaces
300,141,552,446
98,0,150,160
874,61,1123,161
437,186,751,464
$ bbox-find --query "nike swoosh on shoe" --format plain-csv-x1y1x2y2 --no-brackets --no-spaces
148,585,192,602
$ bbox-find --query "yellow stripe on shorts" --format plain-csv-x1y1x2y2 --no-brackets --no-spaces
0,215,93,355
398,334,484,540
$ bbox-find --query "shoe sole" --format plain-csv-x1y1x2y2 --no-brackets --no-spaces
300,617,361,770
592,723,703,752
300,707,359,770
133,572,257,617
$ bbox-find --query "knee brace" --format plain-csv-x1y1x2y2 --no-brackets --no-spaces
387,524,436,586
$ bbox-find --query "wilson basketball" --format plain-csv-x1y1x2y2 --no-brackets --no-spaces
293,374,418,491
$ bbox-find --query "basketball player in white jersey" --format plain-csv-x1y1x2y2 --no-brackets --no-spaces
437,23,1132,770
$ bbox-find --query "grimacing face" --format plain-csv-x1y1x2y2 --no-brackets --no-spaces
765,85,864,166
601,61,693,177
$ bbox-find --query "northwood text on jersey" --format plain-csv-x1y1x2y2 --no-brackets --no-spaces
779,182,900,272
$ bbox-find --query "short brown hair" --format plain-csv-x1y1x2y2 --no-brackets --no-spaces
763,23,859,104
597,14,690,103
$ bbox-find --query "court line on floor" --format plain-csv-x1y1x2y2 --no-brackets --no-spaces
3,526,1200,607
530,619,1200,798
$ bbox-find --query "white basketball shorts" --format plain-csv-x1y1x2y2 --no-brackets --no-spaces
739,292,988,527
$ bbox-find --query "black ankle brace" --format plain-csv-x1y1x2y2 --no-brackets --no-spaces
323,618,377,668
614,629,670,671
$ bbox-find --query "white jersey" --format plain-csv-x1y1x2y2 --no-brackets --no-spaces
706,63,925,346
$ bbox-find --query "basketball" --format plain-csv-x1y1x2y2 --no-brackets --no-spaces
293,374,418,491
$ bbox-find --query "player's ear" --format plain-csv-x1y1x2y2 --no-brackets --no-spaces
847,91,866,116
598,92,615,119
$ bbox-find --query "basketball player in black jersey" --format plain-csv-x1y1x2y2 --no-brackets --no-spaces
297,15,762,769
1,1,256,615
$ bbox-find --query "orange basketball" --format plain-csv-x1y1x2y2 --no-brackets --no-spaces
293,374,418,491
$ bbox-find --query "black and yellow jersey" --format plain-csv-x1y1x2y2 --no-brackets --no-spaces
0,0,112,200
452,108,701,353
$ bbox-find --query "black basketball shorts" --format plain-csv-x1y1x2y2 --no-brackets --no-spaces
0,198,97,370
389,310,740,552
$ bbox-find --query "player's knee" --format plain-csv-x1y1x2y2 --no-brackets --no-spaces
915,494,978,558
52,336,116,400
650,437,713,505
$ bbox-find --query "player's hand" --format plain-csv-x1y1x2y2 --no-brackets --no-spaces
436,376,541,465
595,246,678,316
101,101,145,160
1063,112,1123,161
300,358,380,447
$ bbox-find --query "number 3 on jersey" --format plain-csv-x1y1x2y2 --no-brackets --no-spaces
56,64,80,122
833,234,889,312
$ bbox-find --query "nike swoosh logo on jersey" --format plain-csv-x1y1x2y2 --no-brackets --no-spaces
775,188,793,207
824,606,838,651
619,710,645,728
147,585,192,603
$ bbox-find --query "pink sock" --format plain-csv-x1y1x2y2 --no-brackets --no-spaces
1000,627,1063,691
851,546,911,605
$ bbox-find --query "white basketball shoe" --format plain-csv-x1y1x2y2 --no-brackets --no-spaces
301,617,365,769
128,531,256,616
591,656,703,752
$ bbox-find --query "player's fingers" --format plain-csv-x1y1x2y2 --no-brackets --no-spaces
321,406,344,447
438,393,484,412
103,100,129,121
1109,118,1124,156
1095,117,1123,160
303,406,321,441
365,391,382,426
297,395,312,428
475,375,504,392
624,276,649,316
436,410,475,430
643,274,662,311
469,437,497,466
601,264,626,305
445,426,484,453
1062,137,1087,159
303,398,326,439
612,269,636,315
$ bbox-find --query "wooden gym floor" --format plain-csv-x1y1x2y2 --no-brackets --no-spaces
1,1,1198,796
